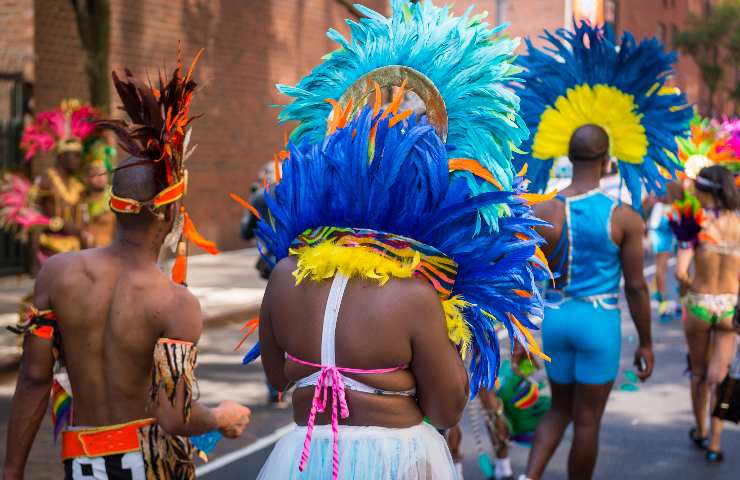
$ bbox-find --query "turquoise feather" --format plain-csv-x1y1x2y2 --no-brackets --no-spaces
276,0,528,228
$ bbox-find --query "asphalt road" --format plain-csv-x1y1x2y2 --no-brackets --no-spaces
1,258,737,479
197,263,739,480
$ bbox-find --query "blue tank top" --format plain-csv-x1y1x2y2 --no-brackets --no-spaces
551,189,622,298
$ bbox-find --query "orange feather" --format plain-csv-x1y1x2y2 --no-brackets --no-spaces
229,193,261,220
518,189,558,205
171,254,187,284
183,212,220,255
448,158,503,189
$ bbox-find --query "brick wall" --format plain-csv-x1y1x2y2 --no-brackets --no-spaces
34,0,88,110
0,0,34,80
496,0,566,46
443,0,565,47
106,0,384,250
0,0,33,127
617,0,707,113
30,0,386,250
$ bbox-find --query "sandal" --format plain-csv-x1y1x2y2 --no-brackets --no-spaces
705,450,723,463
689,427,708,449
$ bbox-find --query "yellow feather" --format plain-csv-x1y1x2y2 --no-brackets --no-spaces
533,84,648,165
442,296,473,359
291,242,418,286
290,243,474,350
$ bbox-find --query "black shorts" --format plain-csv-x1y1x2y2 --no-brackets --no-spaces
63,452,145,479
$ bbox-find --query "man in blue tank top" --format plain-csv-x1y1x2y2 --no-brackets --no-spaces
517,125,654,480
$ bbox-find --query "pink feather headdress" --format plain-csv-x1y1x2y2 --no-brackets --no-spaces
20,99,97,160
719,117,740,161
0,173,49,240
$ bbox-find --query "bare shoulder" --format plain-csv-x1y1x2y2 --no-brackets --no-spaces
612,204,643,230
159,282,202,344
36,251,84,290
265,256,297,295
610,204,644,245
388,277,445,329
271,256,296,281
533,199,561,223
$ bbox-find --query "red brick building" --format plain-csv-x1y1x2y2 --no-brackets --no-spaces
0,0,729,263
477,0,728,115
1,0,387,256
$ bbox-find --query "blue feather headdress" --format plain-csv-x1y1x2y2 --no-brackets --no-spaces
248,106,551,396
277,0,527,229
513,21,691,210
240,0,553,397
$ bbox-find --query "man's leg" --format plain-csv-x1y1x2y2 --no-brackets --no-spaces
654,252,669,301
567,382,613,480
684,312,712,439
654,252,672,321
524,381,574,480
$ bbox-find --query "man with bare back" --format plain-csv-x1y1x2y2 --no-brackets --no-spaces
3,53,250,480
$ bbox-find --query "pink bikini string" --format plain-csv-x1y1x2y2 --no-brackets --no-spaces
286,353,407,480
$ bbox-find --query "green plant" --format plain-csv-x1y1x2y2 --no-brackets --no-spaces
673,0,740,115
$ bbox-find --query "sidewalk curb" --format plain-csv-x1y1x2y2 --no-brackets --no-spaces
202,302,261,329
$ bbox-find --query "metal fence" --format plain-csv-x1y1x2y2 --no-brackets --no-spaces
0,73,30,275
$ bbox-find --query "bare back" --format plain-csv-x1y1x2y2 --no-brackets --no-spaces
692,210,740,294
38,247,191,426
260,257,468,429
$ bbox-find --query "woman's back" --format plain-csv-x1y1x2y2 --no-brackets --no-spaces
262,257,468,429
693,210,740,294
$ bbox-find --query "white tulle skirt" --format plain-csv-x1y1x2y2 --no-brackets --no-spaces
257,422,458,479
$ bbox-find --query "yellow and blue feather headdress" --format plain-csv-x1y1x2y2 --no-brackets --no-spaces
513,21,691,210
243,0,552,397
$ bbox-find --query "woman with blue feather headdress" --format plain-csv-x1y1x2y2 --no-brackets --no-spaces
510,20,691,480
232,1,554,479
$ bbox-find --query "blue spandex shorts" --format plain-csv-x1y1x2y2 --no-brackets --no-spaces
542,299,621,384
649,217,676,255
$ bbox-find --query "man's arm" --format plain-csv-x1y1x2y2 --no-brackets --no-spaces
409,283,469,429
3,260,57,480
155,287,250,438
616,206,654,380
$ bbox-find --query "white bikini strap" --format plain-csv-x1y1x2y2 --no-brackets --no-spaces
320,272,350,367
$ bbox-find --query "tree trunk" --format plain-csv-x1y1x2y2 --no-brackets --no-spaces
70,0,111,112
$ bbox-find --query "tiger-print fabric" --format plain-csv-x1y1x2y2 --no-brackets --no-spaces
137,423,195,479
149,339,198,423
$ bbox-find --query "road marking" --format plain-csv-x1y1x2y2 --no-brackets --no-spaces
195,422,296,476
643,257,676,278
197,254,673,472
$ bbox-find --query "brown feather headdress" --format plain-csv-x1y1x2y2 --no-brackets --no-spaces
102,48,218,284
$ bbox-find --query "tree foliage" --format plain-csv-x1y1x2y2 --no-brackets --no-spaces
673,0,740,115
